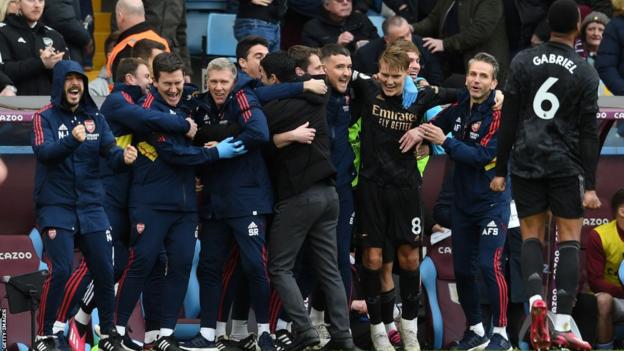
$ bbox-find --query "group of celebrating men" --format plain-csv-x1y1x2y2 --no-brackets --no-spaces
31,0,602,351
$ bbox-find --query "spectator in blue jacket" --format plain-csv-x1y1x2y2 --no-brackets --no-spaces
596,2,624,137
32,60,137,351
113,53,246,351
421,52,512,351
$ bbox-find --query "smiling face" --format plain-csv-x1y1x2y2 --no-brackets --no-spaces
406,51,421,80
584,22,605,49
378,61,407,97
154,69,184,107
64,73,84,108
20,0,44,24
126,63,152,95
323,54,351,93
465,60,497,104
207,68,236,107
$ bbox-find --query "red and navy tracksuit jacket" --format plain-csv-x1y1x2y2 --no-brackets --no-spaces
193,85,273,219
52,83,196,327
431,89,511,328
99,83,191,209
113,86,220,330
32,60,123,336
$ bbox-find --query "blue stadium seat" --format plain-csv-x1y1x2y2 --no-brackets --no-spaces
206,13,237,58
368,15,385,36
186,11,209,55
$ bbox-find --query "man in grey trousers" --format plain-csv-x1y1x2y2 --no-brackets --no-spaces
260,51,353,351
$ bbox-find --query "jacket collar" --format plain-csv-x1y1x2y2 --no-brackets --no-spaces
112,83,143,102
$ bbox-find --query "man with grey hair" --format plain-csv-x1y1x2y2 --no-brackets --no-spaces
180,57,276,351
107,0,170,81
353,15,443,85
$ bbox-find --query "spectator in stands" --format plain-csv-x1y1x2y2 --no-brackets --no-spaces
0,0,18,21
89,32,119,97
585,188,624,350
579,12,609,62
143,0,192,82
0,0,67,95
302,0,379,53
411,0,509,84
131,39,166,75
43,0,93,67
596,0,624,137
108,0,169,82
235,0,287,52
353,16,443,85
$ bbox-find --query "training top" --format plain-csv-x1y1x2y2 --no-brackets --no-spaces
495,41,600,189
351,74,457,188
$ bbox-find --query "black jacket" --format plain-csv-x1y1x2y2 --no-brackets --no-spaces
263,86,336,201
352,36,444,85
43,0,91,65
0,14,68,95
301,7,379,53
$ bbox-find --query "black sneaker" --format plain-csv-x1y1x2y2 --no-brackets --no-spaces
121,334,143,351
451,330,489,351
274,330,293,351
156,336,185,351
258,332,277,351
484,333,512,351
287,328,319,351
230,334,257,351
179,333,219,351
54,331,70,351
321,337,354,351
33,336,56,351
216,336,241,351
99,330,124,351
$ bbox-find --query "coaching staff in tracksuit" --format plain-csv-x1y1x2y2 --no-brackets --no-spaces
179,57,274,350
32,60,137,351
113,53,246,351
260,52,354,351
422,52,512,351
56,57,198,349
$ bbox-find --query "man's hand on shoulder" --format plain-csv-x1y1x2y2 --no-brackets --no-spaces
304,79,328,95
185,117,197,139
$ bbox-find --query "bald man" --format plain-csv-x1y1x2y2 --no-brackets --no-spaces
107,0,170,81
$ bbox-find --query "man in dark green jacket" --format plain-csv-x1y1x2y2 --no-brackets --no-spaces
411,0,509,83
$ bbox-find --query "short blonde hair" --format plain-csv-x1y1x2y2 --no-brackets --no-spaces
379,44,410,71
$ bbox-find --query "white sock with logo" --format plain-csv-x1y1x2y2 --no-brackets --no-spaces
52,321,65,335
159,328,174,337
216,321,227,339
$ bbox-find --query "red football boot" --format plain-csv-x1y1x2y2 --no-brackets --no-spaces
529,299,551,351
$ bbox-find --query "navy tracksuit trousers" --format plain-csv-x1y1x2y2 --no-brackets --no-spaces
197,215,270,328
451,206,510,328
115,208,196,329
38,227,114,335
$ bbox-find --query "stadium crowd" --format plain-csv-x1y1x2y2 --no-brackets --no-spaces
1,0,624,351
